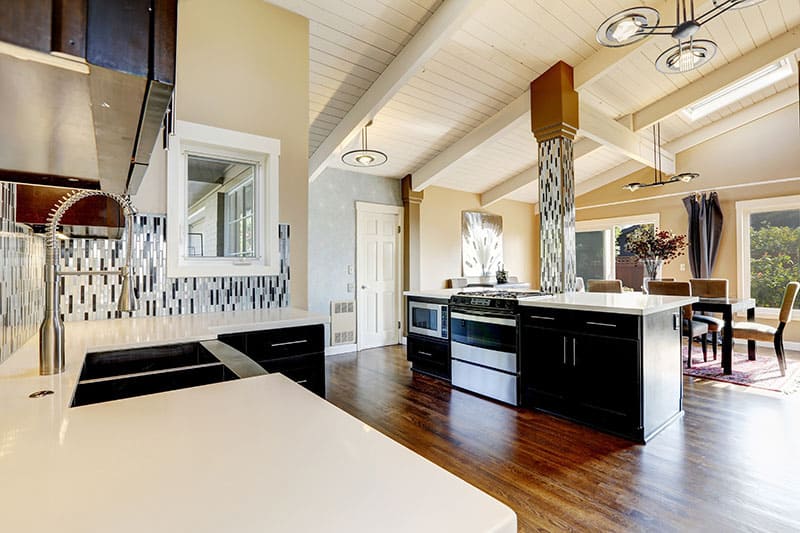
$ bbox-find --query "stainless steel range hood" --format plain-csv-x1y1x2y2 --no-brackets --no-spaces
0,43,170,194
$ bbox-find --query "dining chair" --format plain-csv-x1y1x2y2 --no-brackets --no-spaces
587,279,623,293
732,281,800,377
643,277,674,293
688,278,729,361
647,280,709,366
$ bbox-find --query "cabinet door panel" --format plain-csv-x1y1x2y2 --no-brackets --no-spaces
572,334,641,432
521,326,570,410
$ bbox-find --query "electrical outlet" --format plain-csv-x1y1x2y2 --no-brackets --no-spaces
347,283,354,293
680,263,686,272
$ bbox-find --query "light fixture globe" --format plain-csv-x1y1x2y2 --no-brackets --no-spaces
596,7,660,47
674,172,699,183
342,149,387,167
655,39,717,73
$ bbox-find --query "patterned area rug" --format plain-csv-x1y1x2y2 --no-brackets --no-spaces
683,346,800,394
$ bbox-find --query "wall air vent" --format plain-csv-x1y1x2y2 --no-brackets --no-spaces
330,301,356,346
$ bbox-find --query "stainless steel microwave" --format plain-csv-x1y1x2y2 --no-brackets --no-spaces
408,300,449,340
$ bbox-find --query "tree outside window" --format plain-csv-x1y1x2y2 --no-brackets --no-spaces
749,209,800,309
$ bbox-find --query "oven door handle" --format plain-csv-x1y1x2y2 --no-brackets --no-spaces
450,312,517,327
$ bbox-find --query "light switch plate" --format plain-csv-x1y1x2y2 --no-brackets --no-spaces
680,263,686,272
347,283,354,292
347,265,353,275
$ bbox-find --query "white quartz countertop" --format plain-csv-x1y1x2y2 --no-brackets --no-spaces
0,310,516,533
403,288,461,299
519,292,698,315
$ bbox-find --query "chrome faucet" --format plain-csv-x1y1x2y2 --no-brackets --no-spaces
39,190,139,375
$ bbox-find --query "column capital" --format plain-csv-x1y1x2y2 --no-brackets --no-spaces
402,175,424,205
531,61,579,143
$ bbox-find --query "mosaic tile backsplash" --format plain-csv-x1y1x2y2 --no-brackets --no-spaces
0,183,45,363
59,215,290,321
0,180,290,361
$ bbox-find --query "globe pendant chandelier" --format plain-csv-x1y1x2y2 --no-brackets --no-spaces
596,0,768,73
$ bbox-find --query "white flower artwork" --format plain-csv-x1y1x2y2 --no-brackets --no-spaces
461,211,503,277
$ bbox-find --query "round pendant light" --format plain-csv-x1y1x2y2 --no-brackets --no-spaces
341,120,387,168
655,39,717,74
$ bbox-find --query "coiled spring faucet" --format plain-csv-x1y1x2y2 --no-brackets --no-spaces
39,190,139,375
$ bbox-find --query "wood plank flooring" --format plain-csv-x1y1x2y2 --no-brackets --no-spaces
325,345,800,532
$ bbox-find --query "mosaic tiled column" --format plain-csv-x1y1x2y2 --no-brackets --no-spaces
531,61,579,294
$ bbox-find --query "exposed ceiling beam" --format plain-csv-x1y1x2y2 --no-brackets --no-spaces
305,0,487,182
480,166,535,208
479,139,601,207
411,90,530,191
665,86,799,153
576,160,646,197
580,104,675,173
631,24,800,131
574,44,648,91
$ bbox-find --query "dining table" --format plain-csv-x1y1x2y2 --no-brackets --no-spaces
692,297,757,375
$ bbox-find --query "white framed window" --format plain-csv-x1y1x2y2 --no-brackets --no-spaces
736,195,800,318
576,213,659,289
167,120,280,278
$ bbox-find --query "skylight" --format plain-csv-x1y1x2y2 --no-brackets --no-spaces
682,58,794,121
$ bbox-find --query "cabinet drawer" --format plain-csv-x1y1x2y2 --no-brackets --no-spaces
407,335,449,367
575,312,640,339
256,353,325,397
522,307,566,328
246,325,324,360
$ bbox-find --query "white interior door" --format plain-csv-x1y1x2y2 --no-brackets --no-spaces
357,203,402,350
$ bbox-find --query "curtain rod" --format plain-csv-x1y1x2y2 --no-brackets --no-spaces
576,176,800,211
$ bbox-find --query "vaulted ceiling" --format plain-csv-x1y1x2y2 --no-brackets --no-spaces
267,0,800,204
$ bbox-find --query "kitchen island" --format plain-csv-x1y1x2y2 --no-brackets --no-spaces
0,310,516,533
520,292,697,442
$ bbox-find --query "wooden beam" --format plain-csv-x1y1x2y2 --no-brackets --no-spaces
306,0,487,182
480,166,535,207
580,103,675,173
479,138,601,207
632,24,800,131
411,89,530,191
575,160,645,197
664,86,799,153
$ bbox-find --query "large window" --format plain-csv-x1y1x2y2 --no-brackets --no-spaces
576,214,659,290
737,196,800,314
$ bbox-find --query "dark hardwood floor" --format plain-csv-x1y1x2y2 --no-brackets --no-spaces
325,345,800,532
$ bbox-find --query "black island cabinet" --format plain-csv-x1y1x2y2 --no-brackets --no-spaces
520,306,684,443
219,324,325,397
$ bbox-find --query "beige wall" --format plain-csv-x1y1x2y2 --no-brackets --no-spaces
419,186,538,289
577,104,800,340
133,0,309,308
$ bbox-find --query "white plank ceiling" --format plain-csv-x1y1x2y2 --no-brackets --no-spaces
268,0,800,203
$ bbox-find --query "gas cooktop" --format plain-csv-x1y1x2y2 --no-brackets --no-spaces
450,290,548,310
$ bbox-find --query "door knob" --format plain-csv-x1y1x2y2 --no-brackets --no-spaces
361,285,368,290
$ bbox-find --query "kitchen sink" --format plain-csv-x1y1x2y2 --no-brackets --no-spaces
71,342,244,407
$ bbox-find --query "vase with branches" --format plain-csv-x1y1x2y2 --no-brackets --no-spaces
625,227,687,280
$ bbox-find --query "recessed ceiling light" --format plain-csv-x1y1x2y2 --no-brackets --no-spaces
682,58,794,120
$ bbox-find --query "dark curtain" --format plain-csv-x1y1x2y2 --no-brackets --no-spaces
683,192,723,278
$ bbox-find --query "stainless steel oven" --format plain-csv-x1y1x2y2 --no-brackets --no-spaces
408,299,449,340
449,307,519,406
